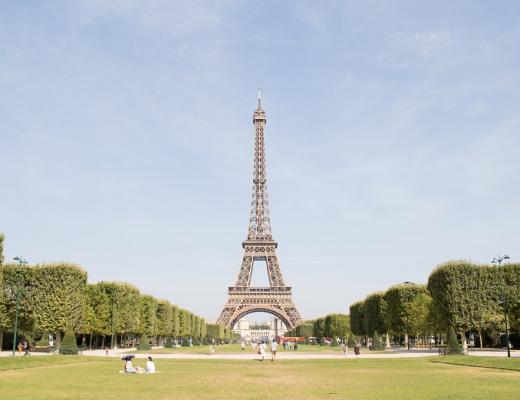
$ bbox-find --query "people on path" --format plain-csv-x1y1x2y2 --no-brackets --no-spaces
241,341,245,351
252,342,257,353
22,338,30,356
259,342,266,361
209,345,216,355
354,344,361,359
146,356,156,373
342,343,348,357
270,339,277,361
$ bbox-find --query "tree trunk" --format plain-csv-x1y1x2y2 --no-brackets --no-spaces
385,333,390,349
89,334,93,350
0,330,3,351
56,331,61,350
404,333,409,349
478,330,483,349
101,336,105,349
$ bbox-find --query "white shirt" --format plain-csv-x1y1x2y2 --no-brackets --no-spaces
270,342,277,351
146,360,156,373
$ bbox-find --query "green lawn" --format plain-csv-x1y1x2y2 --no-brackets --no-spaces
0,356,518,400
433,355,520,371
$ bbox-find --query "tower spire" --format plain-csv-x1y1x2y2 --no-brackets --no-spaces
249,92,271,240
257,88,262,107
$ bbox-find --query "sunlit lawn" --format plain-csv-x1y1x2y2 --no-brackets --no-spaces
0,356,518,400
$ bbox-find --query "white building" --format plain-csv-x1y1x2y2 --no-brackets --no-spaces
233,317,287,342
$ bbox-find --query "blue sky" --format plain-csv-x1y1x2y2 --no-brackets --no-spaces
1,1,519,321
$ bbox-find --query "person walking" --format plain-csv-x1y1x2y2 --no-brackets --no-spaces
259,341,266,361
270,339,277,361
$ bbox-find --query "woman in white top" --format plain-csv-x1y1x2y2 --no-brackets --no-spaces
125,359,135,373
146,356,156,373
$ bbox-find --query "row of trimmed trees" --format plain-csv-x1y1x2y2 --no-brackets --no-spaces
0,234,209,350
285,313,351,345
0,261,207,350
348,261,520,349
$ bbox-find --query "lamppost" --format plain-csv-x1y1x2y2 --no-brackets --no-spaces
12,256,28,356
403,282,414,350
110,287,116,349
491,254,511,358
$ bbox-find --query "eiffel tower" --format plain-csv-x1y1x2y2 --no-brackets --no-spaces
217,91,303,330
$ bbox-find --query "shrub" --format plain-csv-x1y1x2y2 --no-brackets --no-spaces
137,334,150,350
372,331,384,350
447,326,461,354
60,328,78,355
164,336,173,348
181,337,191,347
347,335,356,348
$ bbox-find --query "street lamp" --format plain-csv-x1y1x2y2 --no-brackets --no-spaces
12,256,28,356
110,288,116,350
403,282,414,350
491,255,512,358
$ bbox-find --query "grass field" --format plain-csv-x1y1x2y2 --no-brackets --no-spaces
0,356,518,400
433,355,520,371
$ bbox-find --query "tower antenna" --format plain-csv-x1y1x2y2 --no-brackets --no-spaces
257,88,262,106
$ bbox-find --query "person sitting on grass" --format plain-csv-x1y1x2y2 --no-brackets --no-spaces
146,356,156,373
125,358,136,373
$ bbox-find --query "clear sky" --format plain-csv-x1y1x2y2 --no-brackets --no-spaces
1,1,519,321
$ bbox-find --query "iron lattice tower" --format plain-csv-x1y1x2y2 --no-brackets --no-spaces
217,92,303,330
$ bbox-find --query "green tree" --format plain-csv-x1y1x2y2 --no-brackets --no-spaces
364,292,388,338
79,284,110,349
0,233,4,265
139,294,157,338
372,331,384,350
2,263,36,335
137,333,151,350
409,292,433,348
179,309,192,337
349,301,366,338
324,313,350,342
156,300,173,345
206,323,224,342
384,283,429,347
60,327,78,355
0,236,10,349
97,282,140,346
313,318,326,340
30,263,87,350
171,305,180,340
295,323,314,338
447,325,460,354
427,261,520,348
